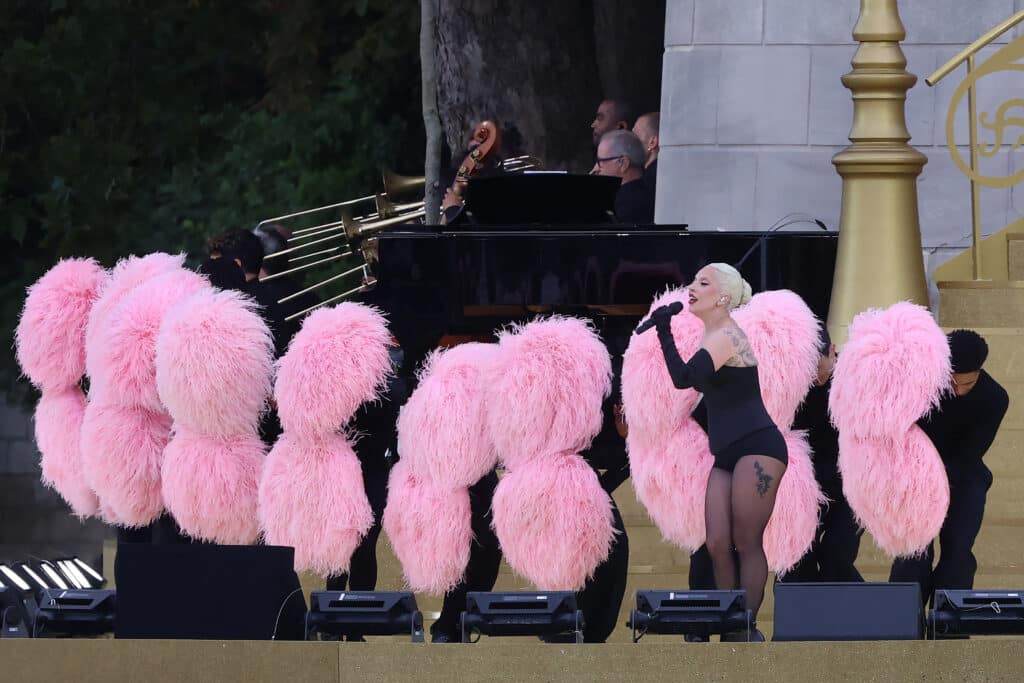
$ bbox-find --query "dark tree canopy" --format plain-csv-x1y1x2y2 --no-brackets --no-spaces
1,0,424,402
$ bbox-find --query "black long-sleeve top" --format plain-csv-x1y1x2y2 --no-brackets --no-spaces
917,369,1008,476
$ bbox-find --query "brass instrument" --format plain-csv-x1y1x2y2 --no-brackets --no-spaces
258,161,542,319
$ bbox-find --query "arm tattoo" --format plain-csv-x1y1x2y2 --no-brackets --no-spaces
722,326,758,367
754,460,773,498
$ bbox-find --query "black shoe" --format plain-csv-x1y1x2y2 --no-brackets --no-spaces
684,633,709,643
431,632,455,643
345,635,366,642
749,628,765,642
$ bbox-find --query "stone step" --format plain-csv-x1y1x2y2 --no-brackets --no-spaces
938,283,1024,328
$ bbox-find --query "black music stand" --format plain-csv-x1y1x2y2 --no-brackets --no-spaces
463,173,620,225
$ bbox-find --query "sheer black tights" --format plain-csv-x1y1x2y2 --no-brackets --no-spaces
704,455,786,621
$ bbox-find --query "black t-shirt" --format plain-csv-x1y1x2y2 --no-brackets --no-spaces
614,178,655,225
917,369,1008,475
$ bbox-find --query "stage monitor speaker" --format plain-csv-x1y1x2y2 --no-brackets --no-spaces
306,591,424,641
930,590,1024,637
34,588,116,637
461,591,583,642
773,582,922,641
114,543,306,640
627,590,749,642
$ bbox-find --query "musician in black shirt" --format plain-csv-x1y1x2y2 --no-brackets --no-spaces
633,111,659,214
594,130,654,224
890,329,1009,604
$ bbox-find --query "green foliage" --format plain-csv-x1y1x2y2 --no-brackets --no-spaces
0,0,423,404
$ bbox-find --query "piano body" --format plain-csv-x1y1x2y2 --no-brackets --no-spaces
371,227,838,365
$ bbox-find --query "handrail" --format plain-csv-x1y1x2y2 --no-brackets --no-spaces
926,9,1024,85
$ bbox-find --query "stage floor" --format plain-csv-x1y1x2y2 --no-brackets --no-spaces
2,639,1022,682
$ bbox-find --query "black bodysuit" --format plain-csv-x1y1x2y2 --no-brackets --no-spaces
656,325,788,472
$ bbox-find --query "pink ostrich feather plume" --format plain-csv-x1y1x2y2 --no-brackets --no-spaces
258,433,374,576
85,252,184,379
396,343,498,488
156,289,273,544
627,417,713,552
156,288,273,437
16,258,108,392
839,428,949,558
733,290,821,429
382,460,473,595
16,258,107,517
274,303,392,439
491,456,615,590
765,429,825,574
34,388,98,518
621,289,704,442
91,269,209,412
79,403,172,527
161,429,264,544
830,302,950,439
486,317,611,469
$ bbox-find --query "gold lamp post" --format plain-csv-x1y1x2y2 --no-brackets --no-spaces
827,0,930,345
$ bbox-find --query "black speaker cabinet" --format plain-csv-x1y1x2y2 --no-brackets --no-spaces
114,543,306,640
773,582,922,641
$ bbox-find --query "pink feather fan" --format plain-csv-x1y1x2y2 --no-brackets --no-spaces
16,258,108,517
734,291,824,572
259,303,392,576
830,302,951,557
384,343,497,595
488,317,615,590
622,289,711,551
81,266,209,527
622,289,824,571
157,288,274,544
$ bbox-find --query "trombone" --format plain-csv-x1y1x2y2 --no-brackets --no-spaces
261,157,545,318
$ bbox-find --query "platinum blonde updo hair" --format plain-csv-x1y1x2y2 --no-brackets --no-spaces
708,263,752,311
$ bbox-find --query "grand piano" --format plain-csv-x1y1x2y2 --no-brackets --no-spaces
367,174,837,366
372,227,837,367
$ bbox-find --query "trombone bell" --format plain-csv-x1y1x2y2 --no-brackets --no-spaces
382,170,426,201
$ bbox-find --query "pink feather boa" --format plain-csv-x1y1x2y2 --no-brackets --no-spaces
487,317,615,590
622,289,824,572
258,303,392,576
383,343,497,594
830,302,951,557
157,289,274,544
16,258,108,517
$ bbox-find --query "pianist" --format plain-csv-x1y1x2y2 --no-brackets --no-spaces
594,130,654,225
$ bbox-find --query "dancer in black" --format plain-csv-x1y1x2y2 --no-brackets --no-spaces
890,330,1008,605
643,263,787,640
779,328,863,583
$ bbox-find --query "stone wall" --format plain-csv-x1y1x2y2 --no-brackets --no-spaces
658,0,1024,284
0,394,107,567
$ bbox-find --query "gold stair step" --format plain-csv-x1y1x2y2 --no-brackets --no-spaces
937,283,1024,328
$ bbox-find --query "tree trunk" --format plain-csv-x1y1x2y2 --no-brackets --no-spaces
434,0,603,173
421,0,444,224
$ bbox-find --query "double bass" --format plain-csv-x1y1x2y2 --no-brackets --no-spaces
440,120,503,225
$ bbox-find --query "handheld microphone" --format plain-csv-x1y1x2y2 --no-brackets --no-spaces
635,301,683,334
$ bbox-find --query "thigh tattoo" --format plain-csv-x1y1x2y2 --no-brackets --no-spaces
753,460,773,498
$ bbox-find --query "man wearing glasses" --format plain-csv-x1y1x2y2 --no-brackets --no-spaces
890,329,1009,605
593,129,654,224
